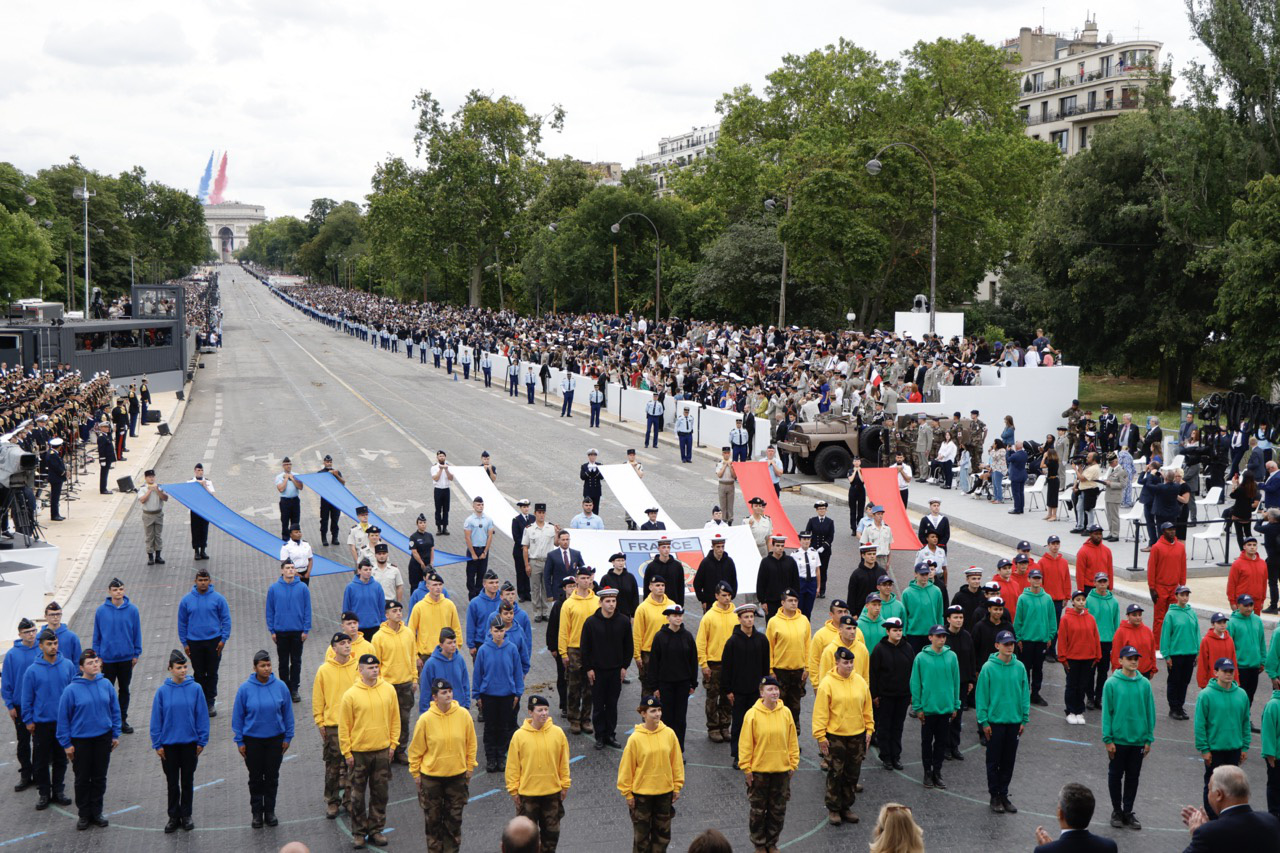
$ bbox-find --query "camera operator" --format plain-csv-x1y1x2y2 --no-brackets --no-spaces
1068,453,1101,533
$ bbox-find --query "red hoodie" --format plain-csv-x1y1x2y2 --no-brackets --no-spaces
1058,607,1101,662
1195,628,1238,689
1038,553,1072,601
1226,554,1266,607
994,576,1021,619
1146,537,1187,591
1075,540,1114,591
1110,622,1157,676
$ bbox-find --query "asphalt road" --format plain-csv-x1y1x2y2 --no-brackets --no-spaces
2,264,1264,853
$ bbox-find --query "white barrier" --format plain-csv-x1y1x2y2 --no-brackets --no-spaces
450,466,519,536
568,526,759,596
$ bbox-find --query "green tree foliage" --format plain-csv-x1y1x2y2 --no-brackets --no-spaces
242,202,368,289
1214,174,1280,386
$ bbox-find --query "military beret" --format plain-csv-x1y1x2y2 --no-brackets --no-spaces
358,654,379,666
331,632,350,646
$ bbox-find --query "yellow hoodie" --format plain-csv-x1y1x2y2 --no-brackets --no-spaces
407,699,477,778
616,722,684,797
633,594,670,660
807,619,840,684
812,669,874,741
817,634,869,685
738,699,799,773
505,717,571,796
311,654,359,727
371,620,417,685
765,609,811,671
338,677,400,758
326,633,375,666
695,602,737,667
408,595,462,657
558,589,600,657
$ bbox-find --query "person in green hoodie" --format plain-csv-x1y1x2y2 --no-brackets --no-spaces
1194,656,1252,815
874,576,906,623
1013,570,1055,707
1161,585,1199,720
1228,594,1267,716
1262,687,1279,818
975,630,1029,815
1101,645,1155,831
1085,573,1120,710
902,564,944,653
910,625,960,791
858,595,887,652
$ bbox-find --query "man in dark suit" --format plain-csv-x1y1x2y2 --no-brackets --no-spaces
510,499,535,602
1118,415,1141,456
1033,782,1118,852
544,530,584,602
1007,441,1029,515
1143,417,1164,461
1181,765,1280,852
95,422,116,494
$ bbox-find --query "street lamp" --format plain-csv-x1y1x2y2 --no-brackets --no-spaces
867,142,938,334
73,178,97,316
764,197,793,326
611,213,661,328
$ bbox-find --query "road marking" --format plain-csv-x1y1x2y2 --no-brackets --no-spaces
207,438,218,447
108,805,141,815
578,428,594,436
193,777,225,791
468,787,501,802
569,754,585,764
1047,737,1092,747
604,439,627,448
0,832,45,847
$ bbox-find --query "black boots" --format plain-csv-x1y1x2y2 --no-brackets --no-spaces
155,551,165,565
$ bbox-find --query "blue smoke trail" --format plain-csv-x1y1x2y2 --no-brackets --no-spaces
198,151,214,202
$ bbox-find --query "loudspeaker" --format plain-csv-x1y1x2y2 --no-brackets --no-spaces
143,410,160,424
117,475,136,493
176,390,184,401
157,423,171,437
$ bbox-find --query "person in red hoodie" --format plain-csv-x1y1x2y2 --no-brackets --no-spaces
1058,590,1101,725
1010,552,1032,596
1226,536,1267,611
1038,535,1072,662
1145,522,1186,651
1109,603,1157,678
1074,526,1113,592
992,559,1020,621
1195,612,1238,689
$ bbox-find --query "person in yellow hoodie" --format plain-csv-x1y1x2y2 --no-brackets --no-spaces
765,588,811,724
696,582,738,742
327,612,375,666
738,675,800,853
634,577,671,693
558,567,601,735
339,653,400,850
617,695,684,853
312,632,359,819
408,573,461,670
506,695,571,853
371,601,417,764
807,598,852,686
817,615,870,685
813,645,874,826
408,677,477,853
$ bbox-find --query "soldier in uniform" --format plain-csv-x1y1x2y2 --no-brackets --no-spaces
1062,400,1084,458
371,601,417,764
588,384,605,428
617,695,684,853
729,417,750,461
347,506,373,566
339,652,399,849
804,501,836,601
1098,405,1119,454
967,410,988,465
675,406,695,463
506,695,572,853
408,678,477,853
314,455,346,547
41,438,66,521
813,645,873,825
739,675,800,852
312,632,358,819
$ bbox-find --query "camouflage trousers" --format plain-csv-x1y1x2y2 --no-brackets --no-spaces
702,663,731,741
321,726,349,808
629,791,674,853
393,682,415,753
348,749,390,837
565,648,593,728
775,668,805,725
747,771,791,850
518,793,565,853
419,773,468,853
824,732,866,812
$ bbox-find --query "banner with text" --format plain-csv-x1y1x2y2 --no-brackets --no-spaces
566,526,759,596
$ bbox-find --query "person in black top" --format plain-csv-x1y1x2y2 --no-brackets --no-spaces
943,604,976,759
719,604,770,761
407,514,435,592
869,618,915,770
603,554,639,618
847,544,881,618
315,455,345,547
756,536,800,623
692,537,737,613
647,604,698,750
41,438,67,521
1254,510,1280,613
950,568,987,631
126,385,140,437
642,540,688,612
580,450,604,515
545,575,576,712
579,588,633,749
96,422,116,494
804,501,836,599
847,459,867,533
917,499,951,549
510,500,534,602
639,508,666,531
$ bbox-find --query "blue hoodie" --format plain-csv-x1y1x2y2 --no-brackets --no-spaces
502,618,532,675
20,655,77,723
342,576,385,630
56,675,121,746
178,584,232,645
419,644,471,711
231,673,295,744
265,576,312,633
466,591,502,650
1,640,39,709
471,635,524,697
92,595,143,663
150,676,211,749
53,625,82,665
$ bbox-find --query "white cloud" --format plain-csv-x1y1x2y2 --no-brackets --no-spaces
43,12,193,67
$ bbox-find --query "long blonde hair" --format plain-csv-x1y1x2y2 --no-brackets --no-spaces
869,803,924,853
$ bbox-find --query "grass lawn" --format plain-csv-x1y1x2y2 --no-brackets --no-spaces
1077,375,1226,428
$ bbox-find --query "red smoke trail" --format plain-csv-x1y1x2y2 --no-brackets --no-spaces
209,152,229,204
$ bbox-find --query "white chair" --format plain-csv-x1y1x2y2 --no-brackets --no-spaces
1162,454,1186,472
1120,502,1147,541
1190,525,1225,562
1026,474,1048,510
1195,486,1223,509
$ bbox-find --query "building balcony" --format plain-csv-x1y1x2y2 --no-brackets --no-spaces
1022,63,1150,96
1023,97,1141,127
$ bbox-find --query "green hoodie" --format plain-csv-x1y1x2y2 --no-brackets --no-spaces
1159,603,1200,657
1013,587,1056,643
1101,669,1156,746
1268,630,1280,680
902,581,943,636
1194,678,1252,753
975,653,1030,727
877,593,905,623
1085,589,1120,643
1262,690,1280,759
909,644,960,717
1227,611,1266,669
858,612,887,652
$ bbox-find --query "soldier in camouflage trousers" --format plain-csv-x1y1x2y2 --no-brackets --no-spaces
348,751,391,846
322,726,350,814
703,662,732,742
824,734,867,817
420,775,468,853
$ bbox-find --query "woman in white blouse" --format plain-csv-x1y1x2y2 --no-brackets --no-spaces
934,431,958,489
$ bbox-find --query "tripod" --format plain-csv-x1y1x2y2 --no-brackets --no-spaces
0,482,44,547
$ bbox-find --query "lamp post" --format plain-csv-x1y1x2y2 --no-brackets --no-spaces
73,178,96,316
866,142,937,335
0,184,37,208
764,197,793,327
610,212,661,328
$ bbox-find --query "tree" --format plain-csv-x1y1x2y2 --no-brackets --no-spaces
1215,173,1280,388
675,220,784,323
0,206,59,299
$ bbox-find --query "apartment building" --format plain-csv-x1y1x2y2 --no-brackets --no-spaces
635,123,720,193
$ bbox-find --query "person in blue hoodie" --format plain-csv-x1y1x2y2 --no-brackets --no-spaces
231,649,294,829
497,602,532,676
92,578,142,733
177,569,232,716
44,602,81,665
472,615,524,773
21,629,76,808
500,581,534,660
56,649,121,830
150,649,211,833
419,627,471,712
3,617,40,792
466,570,504,657
265,561,312,703
343,560,385,642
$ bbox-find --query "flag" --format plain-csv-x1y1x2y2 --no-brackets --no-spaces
870,367,883,387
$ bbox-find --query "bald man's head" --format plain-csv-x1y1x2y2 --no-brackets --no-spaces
279,844,311,853
501,815,540,853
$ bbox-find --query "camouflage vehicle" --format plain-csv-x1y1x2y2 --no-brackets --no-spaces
776,412,890,481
